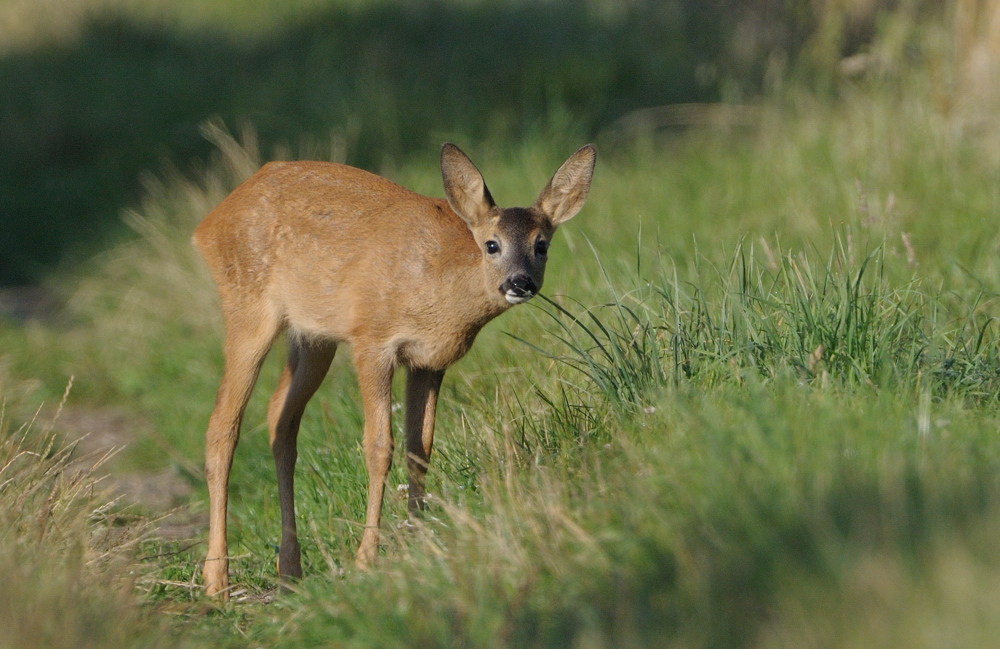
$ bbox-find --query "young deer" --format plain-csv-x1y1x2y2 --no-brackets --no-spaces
193,142,596,598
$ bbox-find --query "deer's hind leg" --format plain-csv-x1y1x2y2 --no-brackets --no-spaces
203,307,282,598
267,336,337,581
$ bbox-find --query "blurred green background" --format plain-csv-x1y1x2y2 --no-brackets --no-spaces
2,0,881,284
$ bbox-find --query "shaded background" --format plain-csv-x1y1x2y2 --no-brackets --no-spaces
0,0,910,284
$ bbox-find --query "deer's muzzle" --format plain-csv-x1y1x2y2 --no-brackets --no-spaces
501,274,538,304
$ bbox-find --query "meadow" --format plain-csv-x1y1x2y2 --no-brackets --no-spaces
3,1,1000,647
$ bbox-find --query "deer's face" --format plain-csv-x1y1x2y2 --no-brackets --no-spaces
441,142,595,308
469,207,554,305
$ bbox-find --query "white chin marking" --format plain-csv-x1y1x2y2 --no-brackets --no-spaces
505,291,532,304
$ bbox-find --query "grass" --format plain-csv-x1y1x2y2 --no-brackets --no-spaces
0,386,164,648
534,237,1000,407
8,100,1000,646
4,1,1000,646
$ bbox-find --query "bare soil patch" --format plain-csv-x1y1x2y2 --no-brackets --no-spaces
47,405,205,541
0,285,59,323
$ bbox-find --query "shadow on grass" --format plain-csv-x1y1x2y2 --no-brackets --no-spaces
0,0,814,284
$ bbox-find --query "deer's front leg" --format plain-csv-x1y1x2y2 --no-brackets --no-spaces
354,350,396,568
405,368,444,512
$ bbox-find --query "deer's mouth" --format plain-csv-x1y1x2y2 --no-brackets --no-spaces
504,289,534,304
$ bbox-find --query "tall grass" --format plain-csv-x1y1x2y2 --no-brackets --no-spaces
183,371,1000,648
531,236,1000,413
0,384,169,649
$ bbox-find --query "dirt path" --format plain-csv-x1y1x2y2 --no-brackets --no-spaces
50,405,206,541
2,286,205,541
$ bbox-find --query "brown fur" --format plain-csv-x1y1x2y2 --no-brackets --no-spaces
194,143,595,598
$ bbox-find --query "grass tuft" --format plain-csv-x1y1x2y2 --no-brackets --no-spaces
0,384,170,648
532,235,1000,413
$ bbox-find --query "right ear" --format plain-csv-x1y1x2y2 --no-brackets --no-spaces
441,143,496,228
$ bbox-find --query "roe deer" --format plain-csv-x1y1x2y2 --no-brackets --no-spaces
193,142,596,598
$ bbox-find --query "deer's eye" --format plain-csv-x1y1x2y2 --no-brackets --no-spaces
535,240,549,257
485,240,500,255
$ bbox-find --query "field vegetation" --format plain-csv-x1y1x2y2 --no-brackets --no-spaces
3,0,1000,646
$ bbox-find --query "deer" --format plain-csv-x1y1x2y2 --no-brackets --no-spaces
192,142,596,598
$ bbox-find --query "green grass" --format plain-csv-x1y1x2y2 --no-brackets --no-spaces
0,393,167,648
7,96,1000,646
4,1,1000,646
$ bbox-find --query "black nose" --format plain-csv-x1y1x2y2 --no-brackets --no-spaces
503,274,538,296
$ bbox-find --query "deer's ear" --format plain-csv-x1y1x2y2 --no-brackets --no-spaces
533,144,596,226
441,143,496,228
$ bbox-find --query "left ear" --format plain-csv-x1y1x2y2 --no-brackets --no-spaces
532,144,596,226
